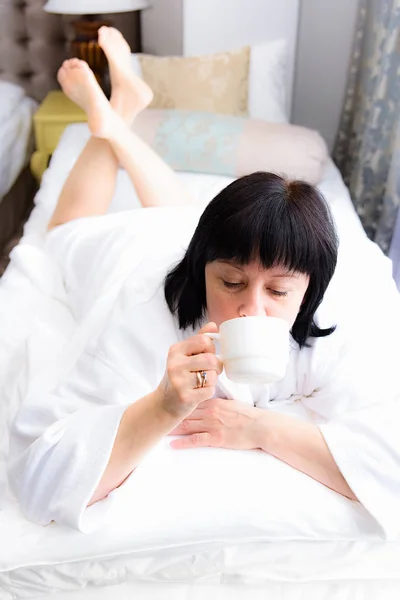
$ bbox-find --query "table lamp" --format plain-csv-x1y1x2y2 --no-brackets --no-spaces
44,0,149,88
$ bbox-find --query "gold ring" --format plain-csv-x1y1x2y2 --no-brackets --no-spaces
200,370,207,388
195,370,208,389
195,371,202,388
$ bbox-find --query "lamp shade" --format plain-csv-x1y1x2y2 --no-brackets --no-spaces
44,0,149,15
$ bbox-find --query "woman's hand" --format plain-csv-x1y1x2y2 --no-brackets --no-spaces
168,397,263,450
155,322,223,420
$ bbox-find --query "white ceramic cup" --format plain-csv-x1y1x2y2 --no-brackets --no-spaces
205,316,290,384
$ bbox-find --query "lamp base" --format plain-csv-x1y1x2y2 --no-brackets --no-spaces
70,18,112,94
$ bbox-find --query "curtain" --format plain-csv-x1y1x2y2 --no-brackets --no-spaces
334,0,400,267
390,206,400,285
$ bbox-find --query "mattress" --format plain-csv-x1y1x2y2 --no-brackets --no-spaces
0,82,37,202
1,124,400,600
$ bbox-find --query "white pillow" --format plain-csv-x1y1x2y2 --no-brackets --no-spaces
41,123,234,218
0,81,25,122
1,436,382,576
248,39,288,123
131,38,288,123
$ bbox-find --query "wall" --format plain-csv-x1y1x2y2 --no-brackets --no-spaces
140,0,183,55
293,0,360,152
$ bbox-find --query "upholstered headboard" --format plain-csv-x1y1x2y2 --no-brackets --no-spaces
0,0,141,102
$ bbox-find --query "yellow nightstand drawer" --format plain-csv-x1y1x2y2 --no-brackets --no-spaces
31,90,87,182
34,90,87,122
35,122,80,154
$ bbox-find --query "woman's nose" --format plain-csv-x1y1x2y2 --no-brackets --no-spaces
239,292,268,317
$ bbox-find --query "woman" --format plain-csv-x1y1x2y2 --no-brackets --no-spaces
9,28,400,536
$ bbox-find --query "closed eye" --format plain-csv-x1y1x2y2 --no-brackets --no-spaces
223,281,243,289
269,289,288,297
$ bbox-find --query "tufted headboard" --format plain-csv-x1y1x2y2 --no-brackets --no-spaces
0,0,141,102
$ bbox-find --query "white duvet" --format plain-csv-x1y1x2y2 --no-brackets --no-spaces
1,124,400,599
0,81,37,199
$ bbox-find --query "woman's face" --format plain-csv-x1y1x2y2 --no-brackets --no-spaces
205,259,310,327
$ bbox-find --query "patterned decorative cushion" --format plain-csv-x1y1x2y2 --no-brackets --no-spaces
133,110,328,184
138,47,250,116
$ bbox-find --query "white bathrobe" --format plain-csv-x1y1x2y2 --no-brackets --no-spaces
7,207,400,538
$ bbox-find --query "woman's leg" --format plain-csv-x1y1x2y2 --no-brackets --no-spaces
93,116,192,208
92,30,192,208
48,28,191,231
47,28,153,231
46,137,118,231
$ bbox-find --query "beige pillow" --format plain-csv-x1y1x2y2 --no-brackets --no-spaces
133,109,328,185
138,47,250,116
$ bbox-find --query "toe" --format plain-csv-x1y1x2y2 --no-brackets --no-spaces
109,27,123,38
62,58,78,69
71,58,84,69
57,66,65,82
98,26,109,42
81,61,92,74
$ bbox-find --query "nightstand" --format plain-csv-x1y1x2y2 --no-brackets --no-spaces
30,91,87,182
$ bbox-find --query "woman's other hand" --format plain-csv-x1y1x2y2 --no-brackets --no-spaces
168,398,263,451
155,322,223,420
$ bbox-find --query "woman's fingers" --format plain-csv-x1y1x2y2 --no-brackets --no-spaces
158,324,222,419
198,321,218,335
189,368,219,389
169,418,205,436
170,368,218,392
187,352,223,374
167,353,221,382
175,333,216,357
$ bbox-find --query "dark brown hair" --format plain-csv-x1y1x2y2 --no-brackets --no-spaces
165,172,339,348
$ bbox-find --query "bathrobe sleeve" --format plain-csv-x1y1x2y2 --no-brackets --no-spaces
300,325,400,540
8,269,183,532
7,207,205,532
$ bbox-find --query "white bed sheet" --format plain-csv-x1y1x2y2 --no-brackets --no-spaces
0,82,37,200
27,579,400,600
1,124,400,600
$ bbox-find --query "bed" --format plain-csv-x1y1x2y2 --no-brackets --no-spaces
1,121,400,600
0,83,37,257
1,3,400,600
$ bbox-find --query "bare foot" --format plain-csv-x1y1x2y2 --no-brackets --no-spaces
57,59,120,139
98,26,153,123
